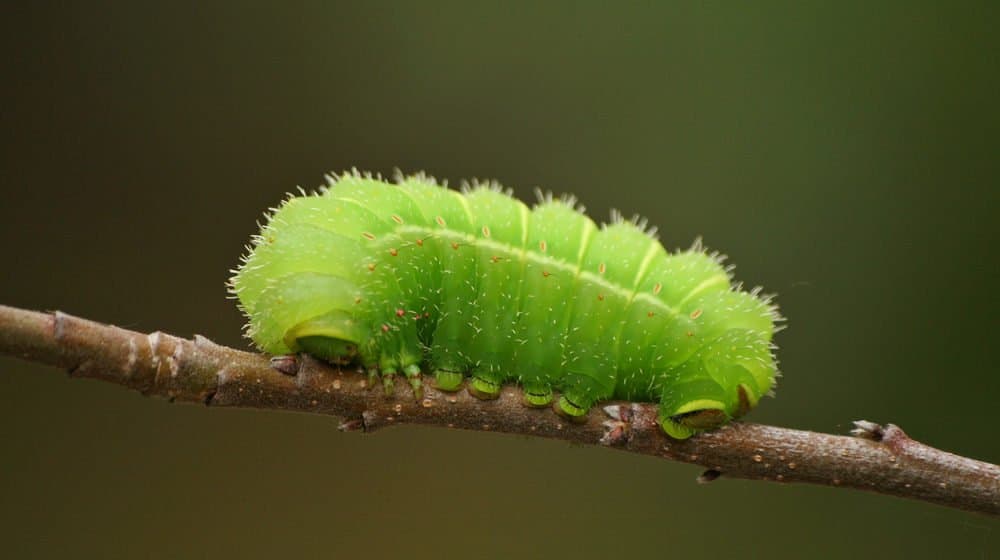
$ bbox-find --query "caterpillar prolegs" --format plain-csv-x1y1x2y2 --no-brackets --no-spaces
230,171,782,439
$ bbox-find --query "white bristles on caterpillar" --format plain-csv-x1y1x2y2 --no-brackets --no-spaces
229,169,784,439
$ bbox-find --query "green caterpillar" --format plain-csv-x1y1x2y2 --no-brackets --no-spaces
230,170,782,439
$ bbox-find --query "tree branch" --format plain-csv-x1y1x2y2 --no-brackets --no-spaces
1,304,996,516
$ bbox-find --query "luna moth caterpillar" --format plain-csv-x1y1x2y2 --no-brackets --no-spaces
230,170,782,439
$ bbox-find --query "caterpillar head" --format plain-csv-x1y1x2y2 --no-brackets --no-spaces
283,310,365,366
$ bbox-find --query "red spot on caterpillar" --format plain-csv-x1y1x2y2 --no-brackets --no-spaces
367,263,376,272
481,225,491,238
690,309,703,319
354,297,362,304
647,311,655,317
435,216,446,227
542,271,551,278
391,214,403,224
395,308,405,317
653,283,662,295
389,248,399,257
598,294,605,301
491,255,500,263
451,242,459,250
539,240,547,252
381,324,390,332
598,263,606,274
686,331,694,337
415,239,424,246
362,232,376,240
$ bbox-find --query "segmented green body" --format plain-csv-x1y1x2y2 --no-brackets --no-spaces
231,172,781,438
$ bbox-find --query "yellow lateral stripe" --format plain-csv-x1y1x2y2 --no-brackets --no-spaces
677,273,730,308
455,191,475,227
575,220,596,266
626,240,665,306
396,225,681,319
519,203,530,247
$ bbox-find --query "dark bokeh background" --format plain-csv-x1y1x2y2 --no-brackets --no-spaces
2,2,998,558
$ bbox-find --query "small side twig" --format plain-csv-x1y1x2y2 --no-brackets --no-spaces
0,304,997,516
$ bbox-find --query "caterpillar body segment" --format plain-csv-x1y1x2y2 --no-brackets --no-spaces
230,171,782,439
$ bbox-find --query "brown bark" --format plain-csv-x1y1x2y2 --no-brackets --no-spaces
1,304,996,516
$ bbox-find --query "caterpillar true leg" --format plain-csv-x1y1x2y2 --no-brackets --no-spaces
404,364,423,398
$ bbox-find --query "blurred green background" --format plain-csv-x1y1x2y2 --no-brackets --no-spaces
1,2,997,558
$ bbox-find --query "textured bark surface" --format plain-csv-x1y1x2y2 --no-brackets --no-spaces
1,304,997,516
